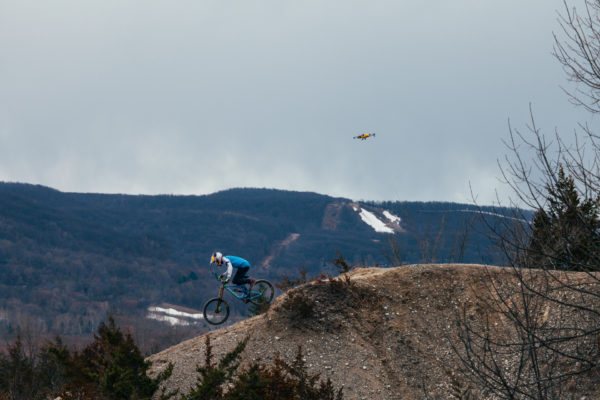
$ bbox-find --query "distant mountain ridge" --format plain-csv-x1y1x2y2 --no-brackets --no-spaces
0,182,518,350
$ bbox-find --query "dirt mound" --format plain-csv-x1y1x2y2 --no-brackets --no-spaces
147,264,598,399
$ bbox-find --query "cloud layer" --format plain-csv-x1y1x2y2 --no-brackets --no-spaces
0,0,589,204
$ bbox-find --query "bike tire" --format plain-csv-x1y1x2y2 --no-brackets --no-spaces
248,279,275,305
203,298,230,325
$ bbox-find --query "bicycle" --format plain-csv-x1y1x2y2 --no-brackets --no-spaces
202,270,275,325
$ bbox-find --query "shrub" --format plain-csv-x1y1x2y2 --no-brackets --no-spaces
331,250,357,274
276,266,311,291
185,337,343,400
280,291,315,319
327,274,355,293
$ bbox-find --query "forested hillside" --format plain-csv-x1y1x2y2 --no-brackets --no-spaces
0,182,519,352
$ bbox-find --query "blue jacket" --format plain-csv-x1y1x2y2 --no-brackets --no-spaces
225,255,251,268
222,255,250,279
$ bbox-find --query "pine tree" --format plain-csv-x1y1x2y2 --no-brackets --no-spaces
184,338,343,400
525,166,600,270
41,317,174,400
0,336,36,399
78,317,167,399
0,320,174,400
184,336,247,400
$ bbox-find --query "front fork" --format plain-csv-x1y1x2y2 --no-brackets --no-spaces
216,285,225,312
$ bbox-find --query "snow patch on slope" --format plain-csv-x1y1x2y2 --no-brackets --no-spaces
147,306,204,326
383,211,401,223
358,209,395,234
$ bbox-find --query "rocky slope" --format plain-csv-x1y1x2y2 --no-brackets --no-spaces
147,264,599,399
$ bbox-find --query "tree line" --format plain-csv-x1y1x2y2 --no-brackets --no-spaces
0,317,343,400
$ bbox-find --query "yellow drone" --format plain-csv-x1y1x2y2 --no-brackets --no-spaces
353,133,376,140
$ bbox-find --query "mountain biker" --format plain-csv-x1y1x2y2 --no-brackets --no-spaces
210,252,255,290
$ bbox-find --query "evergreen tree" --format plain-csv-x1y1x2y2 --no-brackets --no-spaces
221,363,268,400
37,337,79,397
0,336,36,400
525,166,600,270
185,338,342,400
184,336,247,400
0,319,174,400
79,317,169,399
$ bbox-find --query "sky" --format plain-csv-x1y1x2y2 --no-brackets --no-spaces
0,0,594,205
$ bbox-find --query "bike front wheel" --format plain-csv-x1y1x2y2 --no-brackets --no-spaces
203,298,230,325
248,279,275,305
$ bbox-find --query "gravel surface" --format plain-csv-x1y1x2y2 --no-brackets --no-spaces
147,264,600,399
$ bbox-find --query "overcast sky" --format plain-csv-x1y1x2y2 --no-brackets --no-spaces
0,0,594,205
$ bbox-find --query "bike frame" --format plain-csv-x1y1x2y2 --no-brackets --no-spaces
203,268,274,325
214,272,263,303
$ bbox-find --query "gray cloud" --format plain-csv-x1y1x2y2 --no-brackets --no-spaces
0,0,589,204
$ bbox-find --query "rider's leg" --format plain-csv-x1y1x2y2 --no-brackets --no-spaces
232,267,251,296
232,267,251,286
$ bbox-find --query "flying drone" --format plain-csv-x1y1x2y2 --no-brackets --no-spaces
353,133,376,140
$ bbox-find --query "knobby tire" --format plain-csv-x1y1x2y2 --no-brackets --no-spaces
203,298,230,325
248,279,274,305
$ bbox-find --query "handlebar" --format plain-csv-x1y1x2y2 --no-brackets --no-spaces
212,267,228,284
210,264,222,281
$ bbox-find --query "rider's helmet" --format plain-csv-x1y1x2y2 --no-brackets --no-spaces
210,251,223,266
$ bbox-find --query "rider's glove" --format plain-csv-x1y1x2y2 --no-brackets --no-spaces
220,276,229,283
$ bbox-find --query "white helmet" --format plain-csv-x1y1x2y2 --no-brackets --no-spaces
210,251,223,265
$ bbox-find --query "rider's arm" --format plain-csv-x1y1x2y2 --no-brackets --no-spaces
224,258,233,280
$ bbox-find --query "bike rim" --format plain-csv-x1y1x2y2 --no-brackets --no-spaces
204,299,229,325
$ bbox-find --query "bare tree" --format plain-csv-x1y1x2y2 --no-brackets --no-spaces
554,0,600,114
453,264,600,399
453,1,600,398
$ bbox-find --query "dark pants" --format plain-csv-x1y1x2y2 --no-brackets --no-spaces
232,267,250,285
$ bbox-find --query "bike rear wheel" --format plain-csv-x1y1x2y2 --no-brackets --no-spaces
248,279,275,305
203,298,230,325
